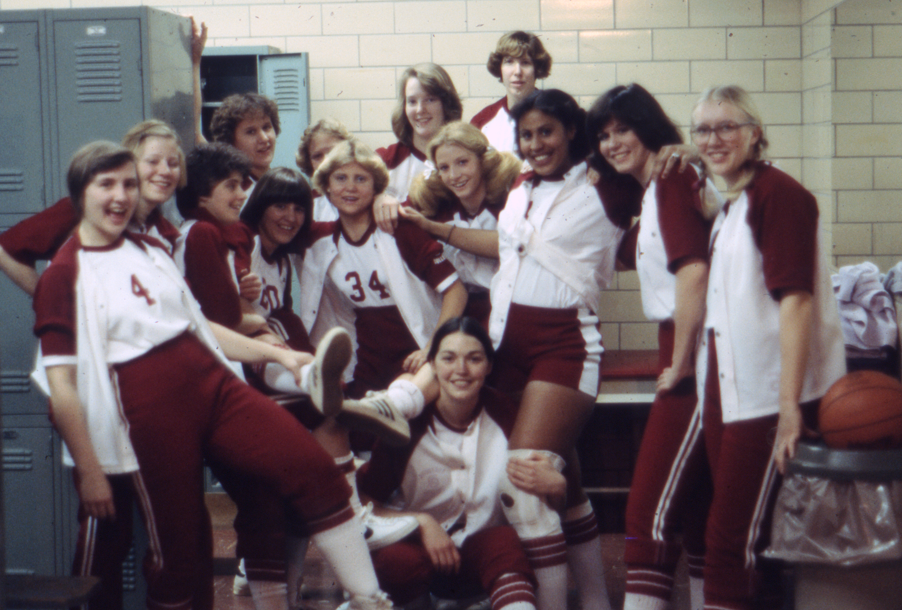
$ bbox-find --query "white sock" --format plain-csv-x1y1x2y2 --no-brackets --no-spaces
533,563,569,610
311,517,380,599
264,363,313,395
285,536,309,610
689,575,704,610
490,572,536,610
335,453,363,514
623,593,668,610
563,501,611,610
386,379,425,419
248,580,289,610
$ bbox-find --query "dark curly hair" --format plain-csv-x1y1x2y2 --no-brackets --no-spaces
210,93,281,146
176,143,251,217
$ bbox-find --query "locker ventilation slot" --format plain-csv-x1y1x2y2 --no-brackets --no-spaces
1,371,32,392
270,68,301,112
0,43,18,67
0,169,25,192
3,447,34,472
74,41,124,102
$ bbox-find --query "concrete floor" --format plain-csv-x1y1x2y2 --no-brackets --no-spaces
206,493,692,610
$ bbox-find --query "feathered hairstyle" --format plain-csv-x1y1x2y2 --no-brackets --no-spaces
391,63,462,149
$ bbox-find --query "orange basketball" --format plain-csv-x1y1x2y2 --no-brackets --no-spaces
819,371,902,449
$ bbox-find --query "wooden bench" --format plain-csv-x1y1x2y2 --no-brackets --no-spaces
597,349,659,404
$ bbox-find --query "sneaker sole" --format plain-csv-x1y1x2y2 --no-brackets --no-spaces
337,404,411,447
312,328,352,418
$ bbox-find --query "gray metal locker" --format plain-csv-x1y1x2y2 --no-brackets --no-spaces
0,6,193,600
200,47,310,171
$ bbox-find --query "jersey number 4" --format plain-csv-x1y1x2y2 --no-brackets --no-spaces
131,275,156,306
345,271,390,303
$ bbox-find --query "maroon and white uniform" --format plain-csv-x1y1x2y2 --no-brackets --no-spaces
622,167,716,601
429,199,500,326
247,236,311,352
377,142,433,202
489,162,623,396
357,388,535,608
697,162,845,610
299,220,459,396
471,98,517,154
3,197,179,610
173,209,254,330
33,232,353,610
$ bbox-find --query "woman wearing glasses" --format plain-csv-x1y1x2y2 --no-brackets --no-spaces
691,85,845,610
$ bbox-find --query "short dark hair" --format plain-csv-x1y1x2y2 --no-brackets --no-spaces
487,31,552,81
427,317,495,364
176,143,251,217
210,93,281,146
240,167,313,256
67,141,135,212
587,83,683,178
510,89,591,163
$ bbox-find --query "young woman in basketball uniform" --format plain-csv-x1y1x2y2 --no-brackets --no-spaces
588,83,719,610
358,317,566,610
691,85,845,610
489,88,623,610
0,120,185,610
470,31,552,154
372,63,463,233
33,141,393,610
303,138,468,396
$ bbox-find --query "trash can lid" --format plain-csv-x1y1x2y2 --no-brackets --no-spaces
787,442,902,481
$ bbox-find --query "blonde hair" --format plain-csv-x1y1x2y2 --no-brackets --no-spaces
487,31,552,81
295,118,353,176
312,139,390,199
693,85,768,198
408,122,522,217
391,63,462,148
121,120,187,189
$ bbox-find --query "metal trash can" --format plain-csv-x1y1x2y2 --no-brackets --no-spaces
765,442,902,610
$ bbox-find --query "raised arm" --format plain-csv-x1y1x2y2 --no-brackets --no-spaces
0,245,40,295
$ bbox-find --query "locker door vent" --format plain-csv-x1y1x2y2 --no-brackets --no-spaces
270,67,301,112
0,43,18,67
0,169,25,192
122,541,138,591
0,368,31,394
3,447,34,472
74,41,124,102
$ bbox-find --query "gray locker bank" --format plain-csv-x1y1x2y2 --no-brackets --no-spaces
0,6,310,604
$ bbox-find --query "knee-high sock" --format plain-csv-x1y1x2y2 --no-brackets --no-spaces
310,517,380,599
499,449,568,610
384,378,425,419
248,580,289,610
562,500,612,610
490,572,536,610
335,453,363,514
264,363,313,395
285,536,309,610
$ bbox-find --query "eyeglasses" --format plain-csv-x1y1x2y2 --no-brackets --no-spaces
690,122,755,143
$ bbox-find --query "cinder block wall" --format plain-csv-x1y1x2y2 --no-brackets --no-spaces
2,0,897,351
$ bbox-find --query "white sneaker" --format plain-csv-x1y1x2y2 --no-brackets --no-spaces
339,391,411,446
309,328,352,418
359,502,418,551
232,558,250,596
337,591,395,609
